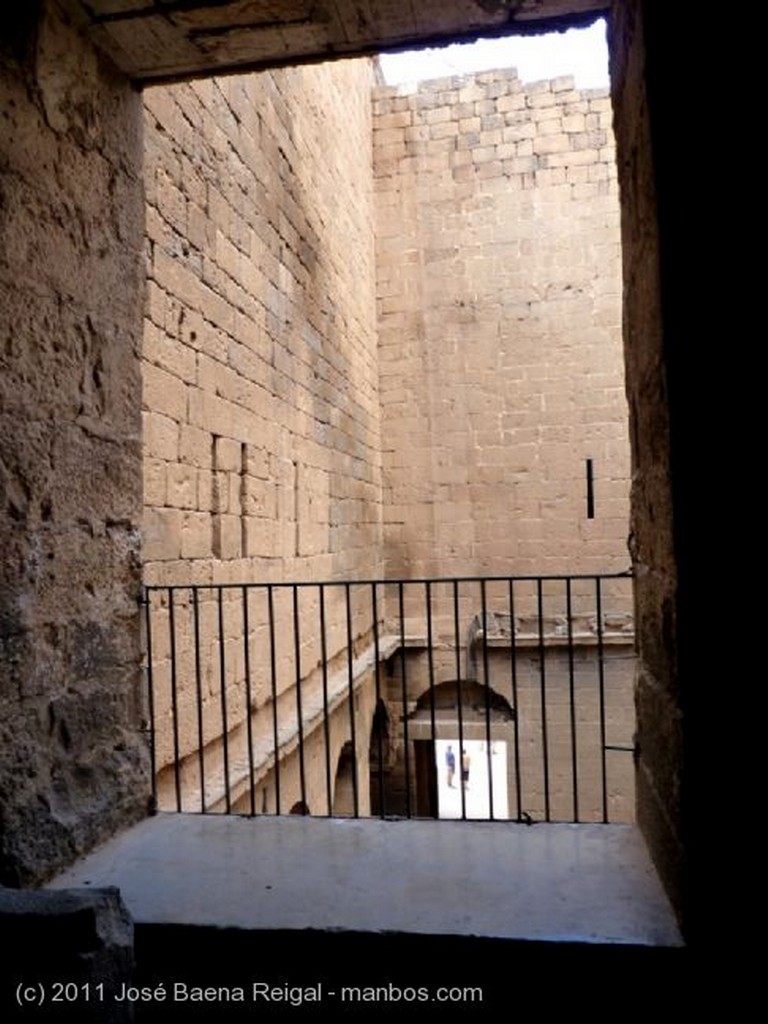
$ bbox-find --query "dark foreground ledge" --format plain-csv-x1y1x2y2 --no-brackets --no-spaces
1,815,690,1020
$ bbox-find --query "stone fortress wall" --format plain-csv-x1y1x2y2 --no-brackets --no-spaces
142,60,382,588
141,60,384,813
375,69,627,581
369,69,633,821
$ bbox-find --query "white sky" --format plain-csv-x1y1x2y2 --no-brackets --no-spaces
379,18,609,90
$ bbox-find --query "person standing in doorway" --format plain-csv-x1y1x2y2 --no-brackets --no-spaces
445,744,456,788
461,748,471,790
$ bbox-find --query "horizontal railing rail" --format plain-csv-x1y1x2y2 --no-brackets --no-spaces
142,572,635,824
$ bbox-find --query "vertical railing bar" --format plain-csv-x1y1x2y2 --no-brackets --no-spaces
242,585,256,817
143,589,158,814
537,578,550,822
398,581,411,818
480,580,494,820
217,588,231,814
453,580,466,821
345,582,359,818
319,584,332,817
293,584,307,813
267,584,280,815
372,582,385,818
508,579,522,822
566,577,579,823
596,576,608,823
192,587,206,813
425,581,437,818
168,589,182,813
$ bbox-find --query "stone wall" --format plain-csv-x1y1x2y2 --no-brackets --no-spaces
609,0,688,928
374,70,629,580
142,60,382,589
141,60,383,804
0,1,149,885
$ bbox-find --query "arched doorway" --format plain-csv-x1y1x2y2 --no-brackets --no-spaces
373,678,516,819
408,679,516,819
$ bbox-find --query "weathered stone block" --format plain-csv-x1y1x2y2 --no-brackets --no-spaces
143,507,182,561
166,463,196,509
143,457,167,507
142,362,188,422
213,514,241,560
144,411,179,462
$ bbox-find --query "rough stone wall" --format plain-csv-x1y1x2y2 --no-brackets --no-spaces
374,70,629,580
142,60,381,589
609,0,688,929
0,1,149,885
141,60,382,798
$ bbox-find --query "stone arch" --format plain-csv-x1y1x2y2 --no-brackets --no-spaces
411,678,515,722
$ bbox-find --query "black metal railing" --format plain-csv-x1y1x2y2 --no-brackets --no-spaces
142,572,635,824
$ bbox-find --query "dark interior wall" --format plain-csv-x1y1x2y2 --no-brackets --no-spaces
0,1,149,885
610,0,702,937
